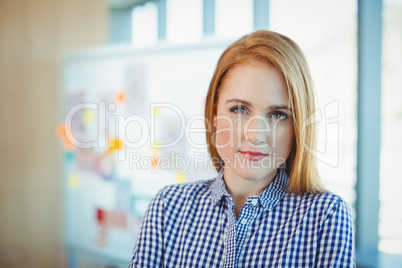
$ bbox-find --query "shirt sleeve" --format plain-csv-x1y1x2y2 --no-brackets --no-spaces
128,188,165,268
315,198,355,267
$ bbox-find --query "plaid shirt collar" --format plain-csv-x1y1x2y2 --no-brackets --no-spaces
209,168,289,211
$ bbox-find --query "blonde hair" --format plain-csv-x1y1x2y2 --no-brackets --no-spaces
204,30,326,195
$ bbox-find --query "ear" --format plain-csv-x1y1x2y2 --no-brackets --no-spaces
213,116,217,129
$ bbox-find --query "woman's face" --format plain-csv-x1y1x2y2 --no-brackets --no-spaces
214,59,294,183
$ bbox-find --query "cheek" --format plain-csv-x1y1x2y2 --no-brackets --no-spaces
271,124,294,155
214,124,233,162
215,119,235,147
215,129,231,147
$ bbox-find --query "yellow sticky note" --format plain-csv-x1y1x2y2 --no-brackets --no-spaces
176,172,186,184
56,123,75,150
116,92,126,102
69,174,80,188
109,139,123,150
154,107,160,116
151,156,158,167
83,109,95,124
152,141,161,149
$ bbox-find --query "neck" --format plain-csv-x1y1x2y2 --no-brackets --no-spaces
222,169,277,201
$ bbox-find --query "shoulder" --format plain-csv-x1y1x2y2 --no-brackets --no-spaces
285,190,346,206
307,191,348,210
309,192,352,220
157,178,215,205
283,191,352,223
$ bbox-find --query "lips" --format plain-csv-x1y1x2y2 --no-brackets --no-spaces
239,151,269,161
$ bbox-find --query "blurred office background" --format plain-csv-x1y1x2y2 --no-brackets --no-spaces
0,0,401,267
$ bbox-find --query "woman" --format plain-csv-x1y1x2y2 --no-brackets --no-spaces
129,30,355,267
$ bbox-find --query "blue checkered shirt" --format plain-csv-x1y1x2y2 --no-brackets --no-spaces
128,168,355,267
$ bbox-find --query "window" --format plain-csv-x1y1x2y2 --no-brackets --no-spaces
270,0,357,214
132,2,158,47
166,0,203,43
380,0,402,255
215,0,253,38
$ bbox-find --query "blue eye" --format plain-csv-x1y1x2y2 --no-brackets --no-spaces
230,106,248,114
271,112,288,120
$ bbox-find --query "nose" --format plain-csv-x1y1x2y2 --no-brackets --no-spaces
244,116,269,146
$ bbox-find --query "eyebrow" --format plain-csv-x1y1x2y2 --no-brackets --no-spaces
226,98,253,107
225,98,292,111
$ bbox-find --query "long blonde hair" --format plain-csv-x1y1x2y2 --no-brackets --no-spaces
205,30,326,195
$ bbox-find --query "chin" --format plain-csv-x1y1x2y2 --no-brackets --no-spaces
231,166,277,182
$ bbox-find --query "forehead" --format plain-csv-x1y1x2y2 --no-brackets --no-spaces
218,59,289,106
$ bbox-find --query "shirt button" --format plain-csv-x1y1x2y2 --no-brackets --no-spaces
251,199,258,206
241,218,247,225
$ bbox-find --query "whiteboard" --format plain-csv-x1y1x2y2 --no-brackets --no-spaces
62,38,233,265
